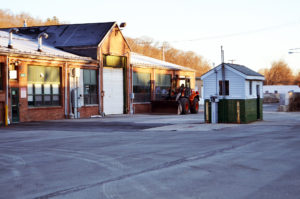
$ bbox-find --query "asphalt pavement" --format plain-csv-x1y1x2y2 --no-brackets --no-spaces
0,104,300,199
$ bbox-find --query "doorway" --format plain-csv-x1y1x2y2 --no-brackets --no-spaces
256,85,260,119
11,88,19,123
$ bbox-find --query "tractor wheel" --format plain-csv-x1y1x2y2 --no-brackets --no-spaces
190,98,199,114
180,98,190,114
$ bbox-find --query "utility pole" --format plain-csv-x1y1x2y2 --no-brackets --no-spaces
221,46,226,122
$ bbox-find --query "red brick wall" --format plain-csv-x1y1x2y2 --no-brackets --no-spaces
133,103,151,114
0,102,4,125
78,106,99,118
23,107,65,122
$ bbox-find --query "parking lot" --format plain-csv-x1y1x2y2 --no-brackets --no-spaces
1,104,300,199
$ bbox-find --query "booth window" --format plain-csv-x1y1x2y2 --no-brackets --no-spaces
0,63,3,90
155,74,171,100
83,69,97,105
133,72,151,102
27,66,61,107
219,80,229,95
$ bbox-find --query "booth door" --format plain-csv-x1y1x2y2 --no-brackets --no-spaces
256,85,260,119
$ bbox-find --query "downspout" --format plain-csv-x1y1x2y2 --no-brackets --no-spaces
130,64,134,114
69,68,73,118
215,69,218,96
98,53,102,116
64,62,68,118
5,56,9,126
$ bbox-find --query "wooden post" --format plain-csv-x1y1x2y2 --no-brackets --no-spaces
237,101,240,123
206,101,209,122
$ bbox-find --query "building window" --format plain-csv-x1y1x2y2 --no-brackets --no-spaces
133,72,151,103
0,63,3,90
155,74,171,100
249,81,252,95
83,69,97,105
219,80,229,96
27,65,61,107
103,55,126,67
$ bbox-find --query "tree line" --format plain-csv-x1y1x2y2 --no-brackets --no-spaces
259,60,300,86
1,8,299,85
0,8,211,77
126,37,211,77
0,9,60,28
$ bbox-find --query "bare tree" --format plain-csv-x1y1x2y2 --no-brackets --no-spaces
265,60,294,85
294,72,300,86
127,37,211,77
0,9,61,28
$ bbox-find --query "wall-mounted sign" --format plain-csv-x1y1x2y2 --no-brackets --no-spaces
21,87,27,98
20,73,26,77
9,70,17,79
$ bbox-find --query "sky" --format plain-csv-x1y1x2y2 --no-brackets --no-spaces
2,0,300,74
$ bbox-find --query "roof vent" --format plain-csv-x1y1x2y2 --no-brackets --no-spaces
37,32,48,52
8,28,19,49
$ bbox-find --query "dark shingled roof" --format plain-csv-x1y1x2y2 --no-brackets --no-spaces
0,22,115,48
225,63,263,77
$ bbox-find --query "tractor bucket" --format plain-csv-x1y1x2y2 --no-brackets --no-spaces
151,100,181,114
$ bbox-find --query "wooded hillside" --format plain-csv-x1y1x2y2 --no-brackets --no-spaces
0,9,60,27
0,9,210,76
126,37,211,77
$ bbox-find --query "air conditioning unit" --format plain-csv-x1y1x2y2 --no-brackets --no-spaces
71,68,80,77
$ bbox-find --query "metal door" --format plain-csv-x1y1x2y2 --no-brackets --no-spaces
11,88,19,123
103,68,124,114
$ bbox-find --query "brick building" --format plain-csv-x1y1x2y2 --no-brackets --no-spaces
0,22,131,125
130,52,195,113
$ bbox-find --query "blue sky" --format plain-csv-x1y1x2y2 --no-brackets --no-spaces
2,0,300,73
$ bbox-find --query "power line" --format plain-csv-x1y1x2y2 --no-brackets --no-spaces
168,20,300,43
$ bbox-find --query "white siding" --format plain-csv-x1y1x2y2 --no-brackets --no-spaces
263,85,300,94
203,67,245,99
203,72,218,99
245,80,263,99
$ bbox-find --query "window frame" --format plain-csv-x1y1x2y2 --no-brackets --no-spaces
27,65,61,107
219,80,229,96
155,73,172,100
83,69,98,105
133,71,151,103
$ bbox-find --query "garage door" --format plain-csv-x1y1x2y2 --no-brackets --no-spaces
103,67,124,114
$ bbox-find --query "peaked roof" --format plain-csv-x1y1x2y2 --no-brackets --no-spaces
201,63,264,80
131,52,194,72
0,30,93,61
0,22,116,48
226,63,263,77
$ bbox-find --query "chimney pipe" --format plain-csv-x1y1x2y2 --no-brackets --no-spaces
8,28,19,49
37,32,48,52
23,19,27,27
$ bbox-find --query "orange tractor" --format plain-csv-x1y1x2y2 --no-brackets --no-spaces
151,76,200,114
